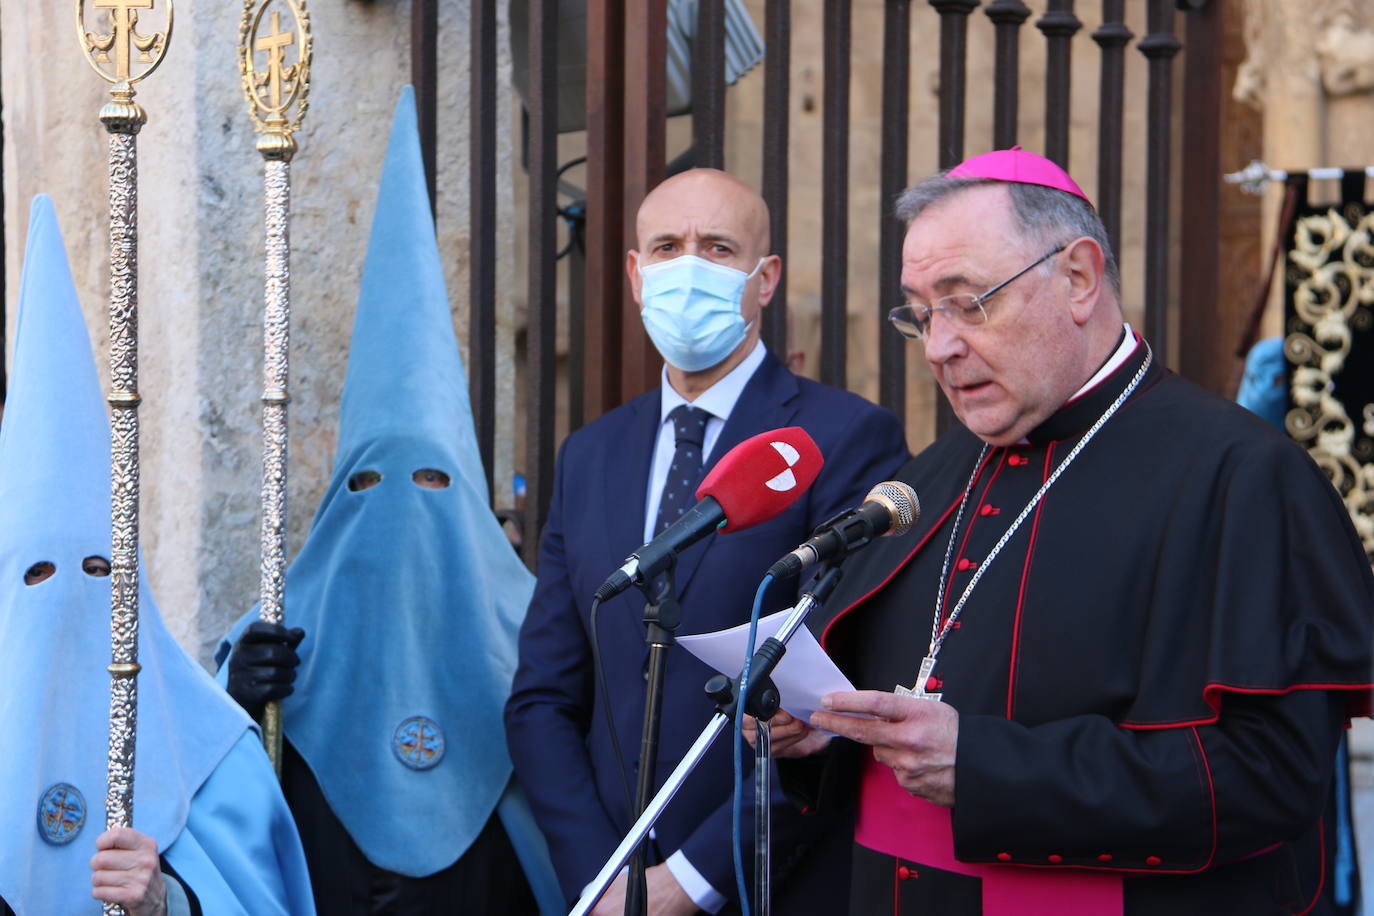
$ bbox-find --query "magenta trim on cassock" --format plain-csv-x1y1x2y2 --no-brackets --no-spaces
854,754,1123,916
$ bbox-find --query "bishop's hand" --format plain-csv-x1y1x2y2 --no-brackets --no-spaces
810,690,959,807
225,620,305,719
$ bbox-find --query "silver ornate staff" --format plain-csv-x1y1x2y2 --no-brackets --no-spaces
75,1,172,912
239,0,311,775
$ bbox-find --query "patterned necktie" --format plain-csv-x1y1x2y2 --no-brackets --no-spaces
654,405,712,535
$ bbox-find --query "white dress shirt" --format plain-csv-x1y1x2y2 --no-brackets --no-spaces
642,340,768,543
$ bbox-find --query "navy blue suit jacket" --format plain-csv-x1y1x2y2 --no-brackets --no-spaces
505,352,908,905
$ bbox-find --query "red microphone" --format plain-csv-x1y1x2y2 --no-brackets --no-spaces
593,427,823,601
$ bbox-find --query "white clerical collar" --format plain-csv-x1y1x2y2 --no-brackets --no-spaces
1069,322,1138,402
658,339,767,425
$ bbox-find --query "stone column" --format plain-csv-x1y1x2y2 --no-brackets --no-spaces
1235,0,1374,335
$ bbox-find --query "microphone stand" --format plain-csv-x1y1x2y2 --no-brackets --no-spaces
575,564,844,916
624,563,683,916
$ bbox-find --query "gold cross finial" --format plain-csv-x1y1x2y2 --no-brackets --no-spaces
240,0,312,145
255,11,295,108
79,0,172,85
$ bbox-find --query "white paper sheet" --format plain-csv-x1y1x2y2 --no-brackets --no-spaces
678,609,855,724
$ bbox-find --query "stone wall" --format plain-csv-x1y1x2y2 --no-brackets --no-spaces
2,0,517,666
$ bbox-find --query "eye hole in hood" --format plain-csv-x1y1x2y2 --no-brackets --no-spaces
412,468,450,490
23,562,55,586
82,556,111,577
349,470,382,492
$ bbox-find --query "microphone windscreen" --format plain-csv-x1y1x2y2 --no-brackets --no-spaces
696,427,824,533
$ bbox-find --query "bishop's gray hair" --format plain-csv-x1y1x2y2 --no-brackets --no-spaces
894,174,1121,298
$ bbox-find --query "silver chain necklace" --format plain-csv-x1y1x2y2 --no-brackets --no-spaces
896,344,1153,700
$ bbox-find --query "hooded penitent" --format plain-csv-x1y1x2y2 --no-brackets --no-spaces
221,89,553,895
0,197,311,914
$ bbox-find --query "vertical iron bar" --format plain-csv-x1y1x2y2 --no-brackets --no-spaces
931,0,978,169
879,0,911,418
567,215,587,432
985,1,1029,149
930,0,978,434
1139,0,1181,358
1092,0,1132,255
585,0,626,419
411,0,438,217
821,0,851,390
760,0,791,357
694,0,727,169
1037,0,1080,168
524,0,558,566
623,0,668,400
1179,2,1221,389
470,0,497,499
623,20,669,903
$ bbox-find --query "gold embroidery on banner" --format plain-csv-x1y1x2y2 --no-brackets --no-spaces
1285,207,1374,563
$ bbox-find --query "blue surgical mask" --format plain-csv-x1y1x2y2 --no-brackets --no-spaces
638,254,764,372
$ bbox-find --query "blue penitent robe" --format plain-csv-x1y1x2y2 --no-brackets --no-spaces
218,88,562,913
0,195,314,915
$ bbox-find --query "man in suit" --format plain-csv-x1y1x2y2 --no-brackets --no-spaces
505,168,909,913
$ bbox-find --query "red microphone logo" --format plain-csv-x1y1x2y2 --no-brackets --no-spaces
765,440,803,492
697,427,823,532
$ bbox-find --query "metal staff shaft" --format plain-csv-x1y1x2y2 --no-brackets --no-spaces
102,90,145,878
77,5,172,912
258,150,293,774
241,0,311,775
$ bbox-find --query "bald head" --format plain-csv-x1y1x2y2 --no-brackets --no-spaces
635,168,771,261
626,168,783,393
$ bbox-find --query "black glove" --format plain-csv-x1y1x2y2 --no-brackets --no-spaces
226,621,305,719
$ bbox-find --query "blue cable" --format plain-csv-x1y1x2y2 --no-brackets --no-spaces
732,572,773,916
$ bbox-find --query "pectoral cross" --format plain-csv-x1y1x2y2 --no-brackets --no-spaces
895,655,942,702
256,11,296,108
92,0,155,81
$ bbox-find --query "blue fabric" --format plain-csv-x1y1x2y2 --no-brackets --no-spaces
496,780,570,916
222,88,556,900
1334,736,1356,907
506,351,910,902
0,196,306,913
1236,336,1287,428
163,733,315,915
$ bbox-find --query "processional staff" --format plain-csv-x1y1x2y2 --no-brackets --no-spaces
75,1,172,913
239,0,312,775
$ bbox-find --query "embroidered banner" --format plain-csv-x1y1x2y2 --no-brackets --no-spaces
1285,170,1374,564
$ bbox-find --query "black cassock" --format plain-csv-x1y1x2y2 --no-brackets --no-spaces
791,338,1374,916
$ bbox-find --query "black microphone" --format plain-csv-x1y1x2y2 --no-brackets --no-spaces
594,499,727,602
766,481,919,580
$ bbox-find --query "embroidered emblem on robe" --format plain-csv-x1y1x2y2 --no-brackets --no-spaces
392,716,445,769
37,783,86,845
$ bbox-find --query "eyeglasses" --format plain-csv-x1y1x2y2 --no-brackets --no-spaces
887,245,1066,340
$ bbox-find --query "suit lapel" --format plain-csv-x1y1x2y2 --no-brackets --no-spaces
674,353,801,598
602,389,662,570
